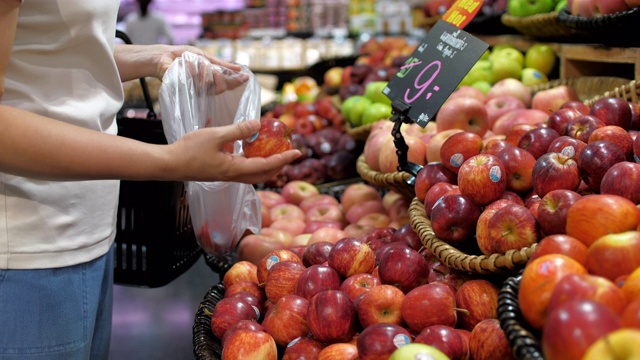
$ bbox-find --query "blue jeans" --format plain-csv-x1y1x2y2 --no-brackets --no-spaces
0,245,114,360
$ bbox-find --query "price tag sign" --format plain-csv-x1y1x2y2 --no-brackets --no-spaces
382,19,489,127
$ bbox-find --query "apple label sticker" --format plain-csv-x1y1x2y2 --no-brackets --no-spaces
450,153,465,168
489,165,502,183
393,333,411,348
265,255,280,270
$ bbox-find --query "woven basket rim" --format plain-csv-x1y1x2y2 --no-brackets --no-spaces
356,154,416,199
557,6,640,30
500,11,575,38
193,282,225,360
409,197,536,275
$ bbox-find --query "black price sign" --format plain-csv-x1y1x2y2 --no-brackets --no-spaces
382,20,489,128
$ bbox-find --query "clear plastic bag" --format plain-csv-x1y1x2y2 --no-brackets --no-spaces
158,51,261,256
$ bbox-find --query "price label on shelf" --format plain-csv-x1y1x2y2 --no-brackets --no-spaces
382,0,489,128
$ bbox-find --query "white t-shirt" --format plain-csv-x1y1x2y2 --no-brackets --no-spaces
0,0,123,269
124,11,174,45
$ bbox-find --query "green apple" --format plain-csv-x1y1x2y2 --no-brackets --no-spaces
491,56,523,82
494,48,525,68
555,0,567,12
521,67,549,86
471,80,493,95
488,44,516,62
341,95,360,119
361,102,392,125
525,43,557,75
480,49,491,61
389,343,449,360
508,0,556,16
364,81,392,106
460,60,494,86
346,96,373,127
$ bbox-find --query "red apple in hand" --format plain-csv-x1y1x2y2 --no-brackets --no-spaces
537,189,582,236
243,117,293,158
457,153,507,207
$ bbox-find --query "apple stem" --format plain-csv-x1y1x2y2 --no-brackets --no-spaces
454,307,470,316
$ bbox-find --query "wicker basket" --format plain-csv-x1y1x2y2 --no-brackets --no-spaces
557,7,640,47
498,274,544,360
584,80,640,107
356,154,416,200
500,11,576,39
193,282,225,360
345,122,374,142
409,197,537,275
529,76,634,105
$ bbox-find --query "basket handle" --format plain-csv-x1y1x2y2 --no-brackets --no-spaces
116,30,157,120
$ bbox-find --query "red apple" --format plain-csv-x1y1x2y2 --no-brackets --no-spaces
262,294,310,346
600,161,640,203
227,291,265,322
221,320,265,347
327,237,376,277
495,143,536,193
224,280,265,303
303,220,344,234
482,137,511,157
340,272,381,301
299,193,340,212
377,246,430,294
302,241,334,267
568,193,640,244
469,319,515,360
257,189,287,209
546,135,587,163
439,131,484,174
343,223,377,240
306,290,358,344
454,279,500,331
294,264,342,300
221,329,278,360
357,212,392,229
237,233,288,266
423,182,458,218
547,273,628,317
304,204,345,226
504,123,538,148
345,199,386,225
518,127,561,159
414,325,467,360
485,203,539,254
210,296,259,339
547,107,583,135
222,260,259,289
585,230,640,281
378,134,427,173
391,223,423,251
528,234,588,265
307,227,348,245
589,96,633,130
537,189,582,236
401,283,458,333
359,226,396,253
256,249,302,285
427,129,464,163
280,180,320,205
561,99,590,114
621,298,640,329
565,114,606,143
414,162,458,202
531,84,580,115
435,96,490,137
429,193,482,244
485,95,526,129
340,183,382,213
588,125,634,161
457,153,507,207
269,218,306,237
531,152,581,198
282,336,325,360
491,108,548,136
447,85,487,103
264,260,306,303
486,77,532,108
357,284,406,328
242,117,293,158
578,140,626,192
542,300,622,360
356,323,412,360
318,342,358,360
475,207,501,256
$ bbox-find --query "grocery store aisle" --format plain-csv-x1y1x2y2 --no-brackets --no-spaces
109,256,219,360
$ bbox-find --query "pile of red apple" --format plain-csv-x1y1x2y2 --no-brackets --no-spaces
213,224,512,359
258,97,365,187
566,0,639,17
